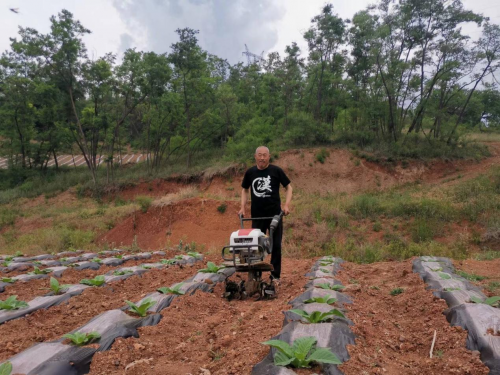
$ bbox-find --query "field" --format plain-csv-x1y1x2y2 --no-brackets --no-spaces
0,143,499,374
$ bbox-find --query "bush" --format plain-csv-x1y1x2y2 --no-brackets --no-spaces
315,149,330,164
135,196,152,213
282,111,330,146
217,203,227,214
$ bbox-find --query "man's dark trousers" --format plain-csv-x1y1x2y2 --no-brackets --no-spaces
252,218,283,279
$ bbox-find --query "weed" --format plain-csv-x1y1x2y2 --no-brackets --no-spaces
390,288,404,296
0,295,28,310
436,350,444,358
315,149,330,164
209,347,226,361
262,336,341,368
290,309,345,323
125,298,156,317
217,204,227,214
349,278,359,284
475,251,500,261
369,286,380,290
199,262,226,274
457,270,486,281
80,275,105,287
158,283,185,295
114,254,123,259
63,331,101,346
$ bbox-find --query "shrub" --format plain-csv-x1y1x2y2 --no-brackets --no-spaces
217,204,227,214
315,149,330,164
135,196,152,213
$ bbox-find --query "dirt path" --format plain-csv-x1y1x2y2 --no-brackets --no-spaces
336,260,488,374
88,257,313,375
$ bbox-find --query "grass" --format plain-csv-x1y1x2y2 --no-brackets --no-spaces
456,270,487,282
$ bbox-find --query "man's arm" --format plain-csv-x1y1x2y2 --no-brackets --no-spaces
283,184,293,215
238,188,250,216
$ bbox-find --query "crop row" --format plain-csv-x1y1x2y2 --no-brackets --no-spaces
253,256,355,374
413,256,500,374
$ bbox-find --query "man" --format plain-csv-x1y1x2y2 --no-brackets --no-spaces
238,146,293,282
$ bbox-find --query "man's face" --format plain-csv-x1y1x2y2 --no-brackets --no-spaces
255,148,270,170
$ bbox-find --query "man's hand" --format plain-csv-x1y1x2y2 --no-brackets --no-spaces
238,207,246,217
283,204,290,216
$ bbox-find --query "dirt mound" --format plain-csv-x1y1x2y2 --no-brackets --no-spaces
99,198,242,250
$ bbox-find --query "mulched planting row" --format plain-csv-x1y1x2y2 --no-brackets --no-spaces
413,256,500,374
0,256,226,374
252,256,355,375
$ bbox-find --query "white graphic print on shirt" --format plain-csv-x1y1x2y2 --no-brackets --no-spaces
252,175,272,198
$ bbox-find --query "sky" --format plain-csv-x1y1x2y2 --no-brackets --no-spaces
1,0,499,64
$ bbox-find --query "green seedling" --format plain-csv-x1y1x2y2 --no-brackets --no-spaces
125,298,156,317
290,309,345,323
319,262,332,267
63,331,101,346
161,259,177,265
262,336,341,368
113,269,133,276
187,252,202,258
470,296,500,307
0,361,12,375
114,254,123,259
2,261,11,267
91,257,102,264
430,267,442,272
390,288,404,296
29,266,51,275
0,296,28,310
4,256,13,262
80,275,105,287
98,251,105,255
1,278,15,284
32,261,42,265
60,257,68,262
14,251,23,257
303,296,337,304
438,272,451,280
142,265,152,269
319,268,330,273
199,262,226,274
158,283,185,295
68,263,79,268
444,287,461,292
47,277,70,295
315,283,345,291
174,255,184,260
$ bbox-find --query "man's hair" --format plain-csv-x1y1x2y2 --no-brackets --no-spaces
255,146,270,154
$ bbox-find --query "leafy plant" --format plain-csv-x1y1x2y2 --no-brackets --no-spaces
80,275,105,287
457,270,486,281
29,266,51,275
199,262,226,273
161,259,177,265
142,265,152,269
217,204,227,213
262,336,341,368
63,331,101,346
187,252,202,258
14,251,23,257
47,277,70,295
174,255,184,260
32,261,42,265
444,287,461,292
0,361,12,375
315,283,345,291
390,288,404,296
438,272,451,280
4,256,13,262
60,257,68,262
91,257,102,264
158,283,185,295
303,296,337,304
319,268,330,273
470,296,500,307
125,298,157,317
430,267,443,272
290,309,345,322
1,261,11,267
114,254,123,259
113,269,133,276
1,278,15,283
0,295,28,310
319,261,332,266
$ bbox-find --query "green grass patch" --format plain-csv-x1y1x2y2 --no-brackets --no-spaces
456,270,487,282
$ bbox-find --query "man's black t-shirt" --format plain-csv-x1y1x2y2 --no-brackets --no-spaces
241,164,291,218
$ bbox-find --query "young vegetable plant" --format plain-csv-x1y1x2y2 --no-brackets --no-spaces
438,272,452,280
290,309,345,323
199,262,226,274
63,331,101,346
262,336,341,368
47,277,70,295
319,268,331,274
315,283,345,291
114,254,123,259
444,287,461,292
142,265,152,269
1,261,11,267
80,275,105,287
0,296,28,310
91,257,102,264
0,361,12,375
113,270,133,276
470,296,500,307
4,256,13,261
174,255,184,260
125,298,156,317
161,259,177,265
28,267,51,275
390,288,404,296
158,283,185,295
187,252,202,258
304,296,337,304
32,261,42,266
1,278,15,284
60,257,68,262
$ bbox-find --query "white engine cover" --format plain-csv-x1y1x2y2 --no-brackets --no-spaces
230,228,266,250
